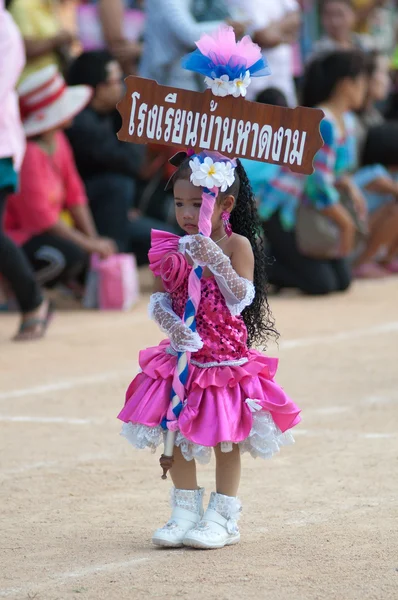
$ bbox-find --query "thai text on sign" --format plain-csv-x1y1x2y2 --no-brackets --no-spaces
117,77,324,175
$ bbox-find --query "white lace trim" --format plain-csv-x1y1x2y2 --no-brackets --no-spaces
165,345,249,368
170,487,204,513
208,492,242,521
120,408,294,465
225,279,255,316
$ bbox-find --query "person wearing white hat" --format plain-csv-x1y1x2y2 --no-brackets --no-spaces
0,0,54,341
4,64,117,294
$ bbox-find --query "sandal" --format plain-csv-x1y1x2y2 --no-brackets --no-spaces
13,300,54,342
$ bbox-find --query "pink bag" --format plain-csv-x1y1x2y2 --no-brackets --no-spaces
84,254,139,311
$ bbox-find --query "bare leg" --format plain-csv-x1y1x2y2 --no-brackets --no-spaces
354,203,398,266
382,239,398,263
169,445,198,490
214,444,241,497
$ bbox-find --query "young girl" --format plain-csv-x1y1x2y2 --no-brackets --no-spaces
118,151,301,550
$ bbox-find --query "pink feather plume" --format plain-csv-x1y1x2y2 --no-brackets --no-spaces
195,25,262,68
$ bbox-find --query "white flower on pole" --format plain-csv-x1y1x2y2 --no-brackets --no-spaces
218,161,236,192
204,74,231,97
189,156,235,191
230,70,251,98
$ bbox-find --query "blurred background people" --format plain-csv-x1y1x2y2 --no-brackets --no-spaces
230,0,301,105
0,0,53,340
66,50,178,265
4,65,117,297
1,0,397,318
7,0,75,80
139,0,245,90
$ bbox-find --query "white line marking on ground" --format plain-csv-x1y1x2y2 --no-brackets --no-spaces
0,416,97,425
289,428,396,439
2,321,396,402
1,460,60,475
363,433,395,439
0,558,149,597
1,453,114,476
279,321,398,350
60,557,149,580
362,395,398,406
311,406,349,416
0,367,136,401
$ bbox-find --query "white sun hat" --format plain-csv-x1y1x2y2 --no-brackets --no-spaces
18,64,93,137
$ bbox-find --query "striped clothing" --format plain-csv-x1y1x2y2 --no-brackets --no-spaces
260,111,358,231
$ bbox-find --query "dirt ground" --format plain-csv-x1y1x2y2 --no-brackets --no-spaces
1,276,398,600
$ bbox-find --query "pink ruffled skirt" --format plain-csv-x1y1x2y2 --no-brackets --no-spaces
118,340,301,463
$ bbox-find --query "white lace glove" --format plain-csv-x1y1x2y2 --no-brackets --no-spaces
148,292,203,353
180,235,255,316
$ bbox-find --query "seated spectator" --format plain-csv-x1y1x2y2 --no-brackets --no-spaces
5,65,117,294
67,50,178,265
261,50,370,295
8,0,75,81
311,0,373,59
0,0,53,341
356,52,398,169
240,88,288,221
349,51,398,275
355,51,390,148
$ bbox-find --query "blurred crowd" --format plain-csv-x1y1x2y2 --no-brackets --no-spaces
1,0,398,339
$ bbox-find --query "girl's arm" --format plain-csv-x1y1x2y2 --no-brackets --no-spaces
23,32,73,59
68,204,98,238
182,235,255,315
45,218,116,259
148,288,203,352
364,176,398,197
230,235,255,282
321,203,356,257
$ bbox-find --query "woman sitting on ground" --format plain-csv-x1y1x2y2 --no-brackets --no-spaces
5,65,117,294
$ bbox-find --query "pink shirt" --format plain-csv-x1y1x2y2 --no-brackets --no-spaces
5,131,87,245
0,0,26,171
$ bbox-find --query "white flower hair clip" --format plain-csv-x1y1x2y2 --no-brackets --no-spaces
189,154,236,192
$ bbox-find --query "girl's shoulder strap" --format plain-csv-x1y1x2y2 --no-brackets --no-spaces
148,229,181,276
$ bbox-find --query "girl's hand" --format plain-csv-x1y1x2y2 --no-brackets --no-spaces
183,235,225,268
90,237,118,259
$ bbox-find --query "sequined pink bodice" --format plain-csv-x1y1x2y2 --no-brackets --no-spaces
171,263,248,363
148,229,249,364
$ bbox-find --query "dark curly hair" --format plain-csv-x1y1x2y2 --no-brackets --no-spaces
302,49,367,108
172,155,278,349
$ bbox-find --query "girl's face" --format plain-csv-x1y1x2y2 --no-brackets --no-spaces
322,1,355,41
173,179,231,236
343,74,367,110
369,56,391,103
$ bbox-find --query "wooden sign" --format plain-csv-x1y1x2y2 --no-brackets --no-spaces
117,77,324,175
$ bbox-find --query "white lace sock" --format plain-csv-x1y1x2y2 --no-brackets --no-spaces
183,492,242,550
152,487,205,548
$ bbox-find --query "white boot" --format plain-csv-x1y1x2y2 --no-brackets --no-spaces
152,487,204,548
183,492,241,549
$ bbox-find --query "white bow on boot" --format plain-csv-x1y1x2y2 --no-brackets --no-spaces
152,487,204,548
183,492,242,549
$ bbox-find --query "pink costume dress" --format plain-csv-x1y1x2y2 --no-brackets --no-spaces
118,230,301,463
